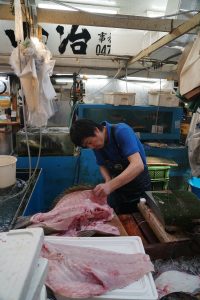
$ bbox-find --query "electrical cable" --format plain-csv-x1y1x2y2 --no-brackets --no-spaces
17,43,32,180
156,10,200,19
69,100,80,128
73,149,81,185
14,12,43,204
8,127,43,230
85,64,123,99
68,65,125,185
125,62,128,93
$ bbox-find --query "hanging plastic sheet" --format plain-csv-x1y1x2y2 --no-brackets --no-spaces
186,107,200,177
10,38,57,127
180,33,200,99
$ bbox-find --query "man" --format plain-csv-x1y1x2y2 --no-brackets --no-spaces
70,119,151,213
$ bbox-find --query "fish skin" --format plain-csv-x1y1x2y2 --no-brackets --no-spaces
14,216,63,235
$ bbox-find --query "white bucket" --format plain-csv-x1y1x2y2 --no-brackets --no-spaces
0,155,17,188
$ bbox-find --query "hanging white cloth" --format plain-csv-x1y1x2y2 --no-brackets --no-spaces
19,57,39,112
10,38,57,127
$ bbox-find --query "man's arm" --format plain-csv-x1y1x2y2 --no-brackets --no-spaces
93,152,144,197
99,165,112,182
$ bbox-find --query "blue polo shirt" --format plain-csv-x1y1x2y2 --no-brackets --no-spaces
94,121,146,166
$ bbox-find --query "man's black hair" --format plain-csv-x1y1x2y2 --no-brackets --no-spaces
70,119,103,147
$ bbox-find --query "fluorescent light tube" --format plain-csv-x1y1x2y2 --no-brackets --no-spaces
81,7,117,14
55,78,73,83
38,3,76,11
65,0,117,5
82,75,108,79
38,3,117,14
124,77,161,83
55,73,73,76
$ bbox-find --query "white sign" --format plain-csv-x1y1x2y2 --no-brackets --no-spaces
0,20,112,57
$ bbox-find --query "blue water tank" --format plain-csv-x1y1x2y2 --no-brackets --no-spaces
188,177,200,199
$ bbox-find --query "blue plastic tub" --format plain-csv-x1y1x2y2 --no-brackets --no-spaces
188,177,200,199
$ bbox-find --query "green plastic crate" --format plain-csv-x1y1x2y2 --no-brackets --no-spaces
148,165,171,181
151,179,169,191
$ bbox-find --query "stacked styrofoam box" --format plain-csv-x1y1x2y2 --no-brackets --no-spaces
104,92,136,106
0,228,48,300
45,236,158,300
148,90,179,107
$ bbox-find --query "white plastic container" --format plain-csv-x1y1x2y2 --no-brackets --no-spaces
148,90,179,107
39,286,47,300
0,155,17,188
45,236,158,300
104,92,136,106
0,228,48,300
26,258,48,300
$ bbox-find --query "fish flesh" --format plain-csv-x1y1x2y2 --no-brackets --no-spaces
155,270,200,299
15,188,120,236
41,241,154,298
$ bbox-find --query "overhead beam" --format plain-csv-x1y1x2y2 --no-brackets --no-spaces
0,4,14,20
0,4,198,34
128,12,200,66
0,3,34,26
36,9,185,32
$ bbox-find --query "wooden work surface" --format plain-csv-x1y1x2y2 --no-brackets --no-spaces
147,156,178,166
138,202,189,243
118,211,199,260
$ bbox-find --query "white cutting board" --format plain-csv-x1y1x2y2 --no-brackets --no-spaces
0,228,44,300
45,236,158,300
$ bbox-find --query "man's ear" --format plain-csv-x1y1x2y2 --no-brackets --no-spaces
94,127,100,135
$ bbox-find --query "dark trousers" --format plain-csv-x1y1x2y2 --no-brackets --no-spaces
108,168,151,214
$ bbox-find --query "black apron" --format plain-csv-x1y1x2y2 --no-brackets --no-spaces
102,126,151,214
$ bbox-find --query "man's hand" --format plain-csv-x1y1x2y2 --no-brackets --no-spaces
93,182,111,198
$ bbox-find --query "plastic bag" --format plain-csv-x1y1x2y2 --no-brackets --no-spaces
10,38,57,127
180,34,200,96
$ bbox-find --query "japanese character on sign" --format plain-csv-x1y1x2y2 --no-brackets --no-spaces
96,32,111,56
57,25,91,55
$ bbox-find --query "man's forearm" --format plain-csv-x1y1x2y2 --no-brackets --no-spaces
99,165,111,182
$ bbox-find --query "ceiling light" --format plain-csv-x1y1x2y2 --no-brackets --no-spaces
55,73,73,76
124,77,161,83
55,78,73,83
147,10,164,18
61,0,117,7
66,0,117,5
38,3,117,14
38,3,76,11
82,75,108,79
81,7,117,14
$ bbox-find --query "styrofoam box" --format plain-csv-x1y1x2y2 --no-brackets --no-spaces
45,236,158,300
0,228,47,300
26,258,48,300
39,286,47,300
104,93,136,106
148,91,179,107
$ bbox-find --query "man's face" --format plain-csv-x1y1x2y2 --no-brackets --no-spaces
82,128,105,149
